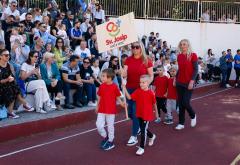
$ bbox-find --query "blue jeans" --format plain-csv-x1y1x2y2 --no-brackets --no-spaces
127,88,139,137
221,69,227,87
63,82,83,105
84,83,96,102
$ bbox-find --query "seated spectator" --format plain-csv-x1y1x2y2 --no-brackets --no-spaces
20,51,55,113
83,26,94,45
201,9,210,22
87,33,97,49
32,36,46,64
0,49,34,119
1,1,20,21
34,23,56,46
197,57,206,84
18,0,27,15
93,3,105,25
40,52,64,110
62,10,74,37
10,27,24,49
61,55,83,109
90,42,101,60
80,57,97,106
70,20,82,49
0,22,5,45
42,15,51,33
80,18,91,33
74,40,91,62
57,24,70,47
91,58,101,87
101,56,121,88
1,15,18,51
53,37,67,69
50,18,62,38
33,8,43,22
21,12,34,45
45,43,53,53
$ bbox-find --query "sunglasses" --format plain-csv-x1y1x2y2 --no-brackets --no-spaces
12,5,17,7
2,54,9,57
83,61,90,64
131,45,140,49
42,26,47,28
33,55,38,58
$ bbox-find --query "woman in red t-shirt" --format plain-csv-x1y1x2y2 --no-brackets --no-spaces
175,39,198,130
123,41,153,146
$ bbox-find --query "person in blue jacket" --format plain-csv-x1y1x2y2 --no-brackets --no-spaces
219,51,228,88
234,49,240,87
225,49,234,87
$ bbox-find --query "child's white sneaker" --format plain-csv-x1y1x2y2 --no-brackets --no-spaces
191,115,197,127
175,124,185,130
148,134,156,146
127,136,138,146
136,147,144,156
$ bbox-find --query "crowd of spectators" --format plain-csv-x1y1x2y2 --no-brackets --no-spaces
0,0,239,120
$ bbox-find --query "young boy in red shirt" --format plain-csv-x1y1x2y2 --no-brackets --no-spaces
123,75,158,156
153,65,168,123
164,66,178,125
96,68,125,151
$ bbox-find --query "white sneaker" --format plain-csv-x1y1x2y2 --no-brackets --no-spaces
38,109,47,114
199,79,205,84
136,147,144,156
127,136,138,146
8,112,20,119
51,104,57,109
226,84,231,88
191,115,197,127
148,134,156,146
175,124,185,130
88,102,97,107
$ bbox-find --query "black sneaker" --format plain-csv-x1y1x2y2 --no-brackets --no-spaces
100,137,108,149
164,118,174,125
102,141,115,151
64,104,75,109
73,102,83,108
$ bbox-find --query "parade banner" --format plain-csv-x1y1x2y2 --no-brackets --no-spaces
96,12,138,53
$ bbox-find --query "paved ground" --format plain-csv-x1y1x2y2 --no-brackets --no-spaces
0,87,239,165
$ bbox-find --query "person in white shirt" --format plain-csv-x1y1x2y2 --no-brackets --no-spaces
74,40,91,62
201,9,210,22
80,18,91,33
93,4,105,25
1,1,20,21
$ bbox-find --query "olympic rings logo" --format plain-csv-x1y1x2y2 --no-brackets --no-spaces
106,21,120,37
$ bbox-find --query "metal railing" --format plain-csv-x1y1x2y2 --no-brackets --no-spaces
24,0,240,24
201,1,240,23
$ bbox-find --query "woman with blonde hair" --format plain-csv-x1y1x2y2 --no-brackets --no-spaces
175,39,198,130
40,52,64,110
123,40,154,146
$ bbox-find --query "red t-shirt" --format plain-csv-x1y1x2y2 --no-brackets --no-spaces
131,88,156,121
97,83,121,114
177,53,198,84
153,76,168,98
167,78,177,100
125,56,153,89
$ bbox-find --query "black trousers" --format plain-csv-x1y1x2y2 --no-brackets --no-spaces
176,85,196,125
156,97,167,117
226,67,232,84
138,118,153,149
234,67,240,85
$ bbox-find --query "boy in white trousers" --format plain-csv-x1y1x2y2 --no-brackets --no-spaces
96,68,125,151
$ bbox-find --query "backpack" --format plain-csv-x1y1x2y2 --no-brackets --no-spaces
0,105,7,119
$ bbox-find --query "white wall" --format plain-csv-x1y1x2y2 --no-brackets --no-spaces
134,19,240,80
134,19,240,58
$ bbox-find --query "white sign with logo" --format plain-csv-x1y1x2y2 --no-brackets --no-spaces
96,12,138,53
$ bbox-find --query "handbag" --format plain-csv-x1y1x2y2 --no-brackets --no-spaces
0,105,7,119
